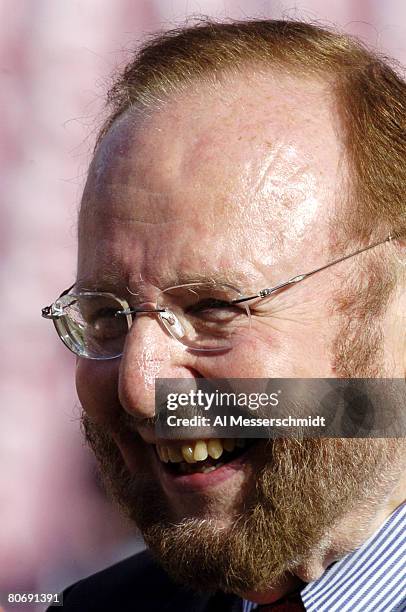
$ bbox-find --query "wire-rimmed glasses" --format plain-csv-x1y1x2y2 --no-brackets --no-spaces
41,233,398,359
41,282,250,359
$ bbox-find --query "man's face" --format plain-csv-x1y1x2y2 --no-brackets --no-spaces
76,74,404,596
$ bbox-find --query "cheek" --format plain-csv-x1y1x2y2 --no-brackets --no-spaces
195,336,278,378
203,326,331,378
75,358,120,425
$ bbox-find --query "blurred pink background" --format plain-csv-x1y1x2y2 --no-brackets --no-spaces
1,1,405,610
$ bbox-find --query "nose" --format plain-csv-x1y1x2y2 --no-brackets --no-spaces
117,312,196,430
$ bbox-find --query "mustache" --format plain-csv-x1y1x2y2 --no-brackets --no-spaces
80,406,157,439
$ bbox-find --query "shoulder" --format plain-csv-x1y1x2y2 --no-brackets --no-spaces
47,549,211,612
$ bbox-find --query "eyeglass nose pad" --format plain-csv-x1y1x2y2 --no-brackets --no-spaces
159,309,185,339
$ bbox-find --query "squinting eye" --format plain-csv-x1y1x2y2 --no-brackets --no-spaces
84,306,118,323
188,298,231,310
186,299,245,323
96,306,118,317
86,307,127,339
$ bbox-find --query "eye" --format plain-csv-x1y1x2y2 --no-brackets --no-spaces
88,306,119,321
81,305,128,339
186,298,245,323
188,297,231,310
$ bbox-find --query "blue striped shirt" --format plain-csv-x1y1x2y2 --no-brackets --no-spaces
243,502,405,612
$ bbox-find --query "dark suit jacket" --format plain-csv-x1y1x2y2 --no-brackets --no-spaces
47,550,242,611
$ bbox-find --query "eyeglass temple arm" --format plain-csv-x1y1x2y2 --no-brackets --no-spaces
117,308,167,316
232,234,398,305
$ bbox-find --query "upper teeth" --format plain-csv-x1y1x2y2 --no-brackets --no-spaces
156,438,245,463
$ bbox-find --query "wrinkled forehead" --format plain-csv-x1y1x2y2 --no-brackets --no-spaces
79,72,345,286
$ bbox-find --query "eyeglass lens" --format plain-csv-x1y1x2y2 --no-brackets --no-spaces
53,293,130,359
157,283,250,352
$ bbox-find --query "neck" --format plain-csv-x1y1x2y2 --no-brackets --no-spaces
242,488,405,605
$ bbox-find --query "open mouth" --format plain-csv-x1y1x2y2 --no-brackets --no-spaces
155,438,256,475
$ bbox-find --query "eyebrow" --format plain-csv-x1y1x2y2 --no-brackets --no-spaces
75,269,125,292
160,271,248,287
74,270,249,294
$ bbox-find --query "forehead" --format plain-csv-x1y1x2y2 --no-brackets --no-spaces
78,71,345,289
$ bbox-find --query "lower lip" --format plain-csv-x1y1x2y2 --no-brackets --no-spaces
158,446,254,493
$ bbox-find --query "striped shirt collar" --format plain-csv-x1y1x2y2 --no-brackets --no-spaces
243,502,406,612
